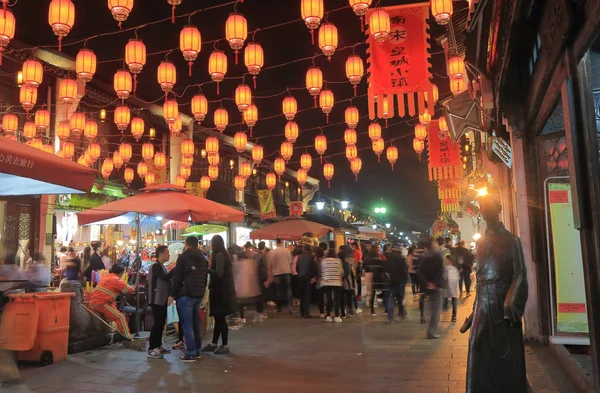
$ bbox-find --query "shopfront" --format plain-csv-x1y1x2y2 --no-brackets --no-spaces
0,195,41,267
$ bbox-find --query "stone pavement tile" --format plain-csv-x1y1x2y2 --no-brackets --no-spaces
386,387,449,393
417,379,466,388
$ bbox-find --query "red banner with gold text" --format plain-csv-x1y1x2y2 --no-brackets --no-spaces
427,120,462,181
366,3,433,119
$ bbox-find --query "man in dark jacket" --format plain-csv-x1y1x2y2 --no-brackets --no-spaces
419,237,445,338
363,244,387,316
455,240,475,296
84,242,105,282
168,236,208,362
296,244,317,318
147,245,173,359
385,245,408,323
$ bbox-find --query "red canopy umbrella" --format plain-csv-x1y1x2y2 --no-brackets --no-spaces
250,217,333,241
77,183,245,225
0,137,96,196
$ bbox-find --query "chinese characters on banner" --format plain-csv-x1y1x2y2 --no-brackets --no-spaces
146,160,168,184
0,153,35,169
257,189,276,220
289,201,303,217
438,180,462,212
186,182,204,197
427,120,462,181
366,3,434,120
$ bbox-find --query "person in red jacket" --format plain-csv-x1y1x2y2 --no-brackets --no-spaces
89,264,135,339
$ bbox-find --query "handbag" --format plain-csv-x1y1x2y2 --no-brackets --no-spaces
166,303,179,325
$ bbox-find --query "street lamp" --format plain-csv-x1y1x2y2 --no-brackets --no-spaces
340,200,349,209
385,223,391,229
316,201,325,210
374,207,387,214
399,232,404,236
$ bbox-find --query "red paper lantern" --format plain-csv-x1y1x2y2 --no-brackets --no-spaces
369,9,390,43
345,55,364,96
415,123,428,140
318,22,338,60
214,108,228,132
0,9,16,65
154,151,166,168
315,135,327,162
239,161,252,179
169,115,182,137
101,158,114,179
200,175,211,195
142,142,154,161
208,165,219,181
1,113,18,135
346,144,358,160
252,145,263,165
180,154,193,170
167,0,181,23
88,143,101,162
130,117,144,140
125,38,146,74
280,141,294,162
48,0,75,51
207,152,220,166
35,109,50,133
234,175,246,191
368,121,382,140
157,61,176,92
350,157,362,180
419,110,431,127
431,0,453,26
181,139,195,158
225,13,248,64
175,174,186,187
76,49,97,82
69,112,85,139
297,168,308,187
301,0,324,44
19,85,37,112
84,120,98,142
108,0,133,26
413,138,425,156
119,143,133,163
145,171,156,186
113,150,123,169
274,157,285,178
163,99,178,125
282,96,297,120
284,121,299,144
450,76,466,95
113,70,132,99
180,25,201,75
244,42,264,87
205,137,219,154
29,138,43,150
300,153,312,170
386,145,398,170
243,104,258,134
208,50,227,94
372,137,384,161
323,162,334,188
61,142,74,160
137,161,148,179
266,172,277,191
59,78,77,104
234,132,248,153
235,84,252,112
124,167,134,184
345,106,359,129
191,94,208,123
319,89,334,122
306,67,323,106
344,128,357,145
56,121,70,140
23,122,36,140
448,56,465,78
114,105,131,131
22,60,43,87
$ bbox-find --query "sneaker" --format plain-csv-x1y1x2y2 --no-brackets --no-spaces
214,345,230,355
179,354,196,363
172,341,184,350
427,334,441,339
371,313,377,317
195,354,202,359
334,317,343,323
252,314,264,323
159,346,171,354
147,348,163,359
320,313,326,318
326,316,333,322
201,343,218,352
356,308,362,313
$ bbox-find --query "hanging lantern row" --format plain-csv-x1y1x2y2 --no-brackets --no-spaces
450,76,466,96
35,109,50,133
413,137,425,159
69,112,85,139
113,150,123,169
125,38,146,93
200,175,211,195
19,85,37,113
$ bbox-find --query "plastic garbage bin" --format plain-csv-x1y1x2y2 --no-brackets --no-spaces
0,292,75,365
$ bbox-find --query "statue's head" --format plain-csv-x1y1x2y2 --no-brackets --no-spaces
479,188,502,221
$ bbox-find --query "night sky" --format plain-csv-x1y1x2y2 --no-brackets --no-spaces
11,0,446,231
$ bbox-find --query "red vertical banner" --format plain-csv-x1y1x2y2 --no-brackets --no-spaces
366,3,433,120
427,120,462,180
289,201,303,217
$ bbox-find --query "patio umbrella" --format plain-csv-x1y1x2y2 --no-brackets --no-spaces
183,224,228,236
77,183,245,225
0,137,97,196
249,217,333,241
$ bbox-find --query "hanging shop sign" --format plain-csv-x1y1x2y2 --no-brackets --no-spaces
257,189,276,220
547,182,588,334
186,182,203,197
289,201,303,217
366,3,434,119
438,179,462,212
427,120,462,181
492,136,512,168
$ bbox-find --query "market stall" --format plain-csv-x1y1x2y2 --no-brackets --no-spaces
249,216,333,241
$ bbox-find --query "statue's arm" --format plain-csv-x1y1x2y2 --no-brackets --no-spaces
503,237,529,324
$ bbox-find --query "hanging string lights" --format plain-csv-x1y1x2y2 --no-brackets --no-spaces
208,50,228,94
323,162,334,188
300,0,324,44
76,49,97,82
245,41,264,88
345,54,364,96
191,94,208,123
369,8,390,43
282,96,297,120
386,145,398,170
225,12,248,64
431,0,453,26
349,0,372,31
252,145,263,166
306,66,323,107
318,22,338,60
108,0,133,27
180,25,201,76
48,0,75,51
319,88,334,123
285,121,299,144
0,7,15,65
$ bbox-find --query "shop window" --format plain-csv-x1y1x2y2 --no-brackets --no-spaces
543,137,569,176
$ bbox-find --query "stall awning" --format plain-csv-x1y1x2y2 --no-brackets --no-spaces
250,217,333,241
0,138,97,196
304,213,359,234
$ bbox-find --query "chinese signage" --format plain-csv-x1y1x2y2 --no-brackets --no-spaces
427,120,462,180
438,180,462,212
257,190,276,220
0,153,35,169
548,183,588,334
186,182,204,197
289,201,303,217
366,3,433,119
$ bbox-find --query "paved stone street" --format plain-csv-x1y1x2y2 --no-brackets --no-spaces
1,292,474,393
